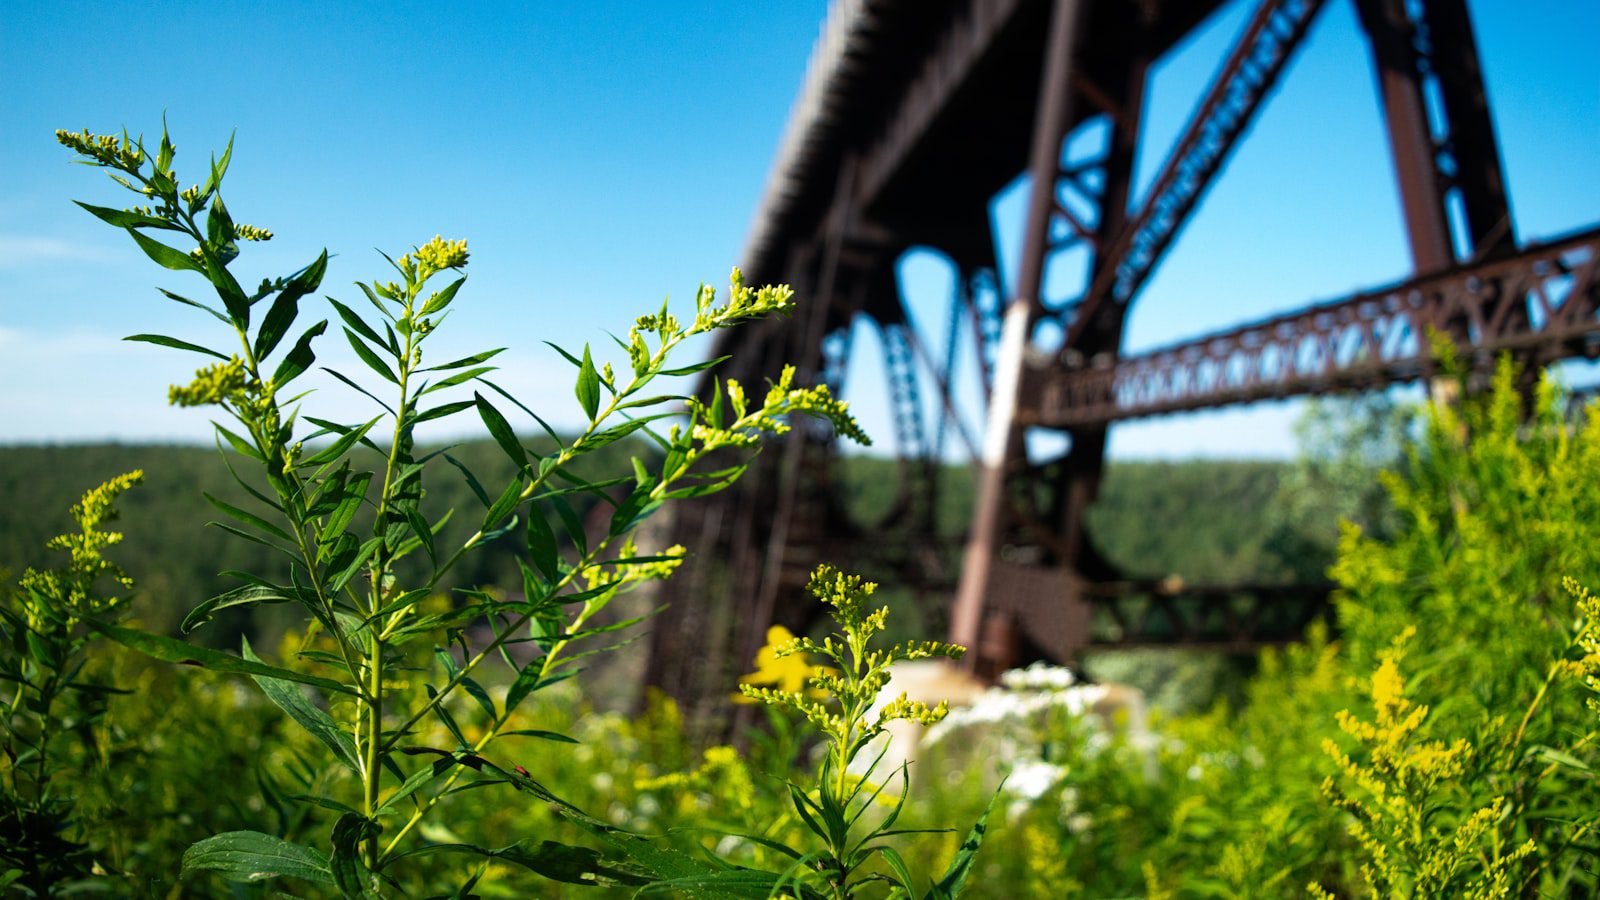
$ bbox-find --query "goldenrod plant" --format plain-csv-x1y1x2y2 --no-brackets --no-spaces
1,473,143,893
643,564,994,899
58,122,866,895
1313,629,1536,897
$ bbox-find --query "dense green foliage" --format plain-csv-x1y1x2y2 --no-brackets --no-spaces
2,449,1308,637
10,121,1600,898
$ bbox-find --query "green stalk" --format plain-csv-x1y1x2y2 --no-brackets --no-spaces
360,277,423,873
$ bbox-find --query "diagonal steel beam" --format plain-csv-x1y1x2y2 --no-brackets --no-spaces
1067,0,1329,348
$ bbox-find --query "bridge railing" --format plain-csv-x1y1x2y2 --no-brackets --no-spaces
1036,225,1600,427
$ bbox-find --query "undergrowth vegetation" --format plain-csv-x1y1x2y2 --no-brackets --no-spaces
6,123,1600,897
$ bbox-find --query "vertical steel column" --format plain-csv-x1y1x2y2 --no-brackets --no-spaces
949,0,1086,654
1055,56,1149,568
1421,0,1514,259
1358,0,1457,274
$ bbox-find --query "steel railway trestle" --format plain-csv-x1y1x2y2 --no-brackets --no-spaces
638,0,1600,714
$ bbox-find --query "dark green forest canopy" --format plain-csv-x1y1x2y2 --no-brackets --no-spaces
0,440,644,645
1,444,1324,647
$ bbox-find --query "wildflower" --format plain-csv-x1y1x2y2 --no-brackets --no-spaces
402,235,469,274
18,472,143,630
168,355,251,408
736,625,827,701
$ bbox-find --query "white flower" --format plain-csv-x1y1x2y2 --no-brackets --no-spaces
1005,759,1067,801
999,661,1078,691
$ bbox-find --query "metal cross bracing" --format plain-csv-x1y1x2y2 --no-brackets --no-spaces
640,0,1600,712
1037,226,1600,428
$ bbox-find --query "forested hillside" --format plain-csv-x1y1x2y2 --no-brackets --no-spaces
1,443,1322,644
0,440,641,645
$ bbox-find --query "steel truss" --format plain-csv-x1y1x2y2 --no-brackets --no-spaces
1038,227,1600,427
641,0,1596,713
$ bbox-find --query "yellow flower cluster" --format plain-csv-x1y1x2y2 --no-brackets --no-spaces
18,471,143,630
581,539,686,591
400,235,470,276
690,268,796,333
635,743,752,799
1564,577,1600,717
738,565,965,756
1316,629,1537,897
168,355,251,408
56,128,144,170
234,223,273,242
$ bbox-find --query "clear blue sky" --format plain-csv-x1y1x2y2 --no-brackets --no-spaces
3,1,1596,459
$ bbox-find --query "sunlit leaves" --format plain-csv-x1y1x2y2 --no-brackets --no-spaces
181,832,335,885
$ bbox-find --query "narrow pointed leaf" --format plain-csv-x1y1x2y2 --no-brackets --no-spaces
181,831,334,885
576,345,600,420
344,327,399,384
85,620,355,695
242,639,359,770
125,227,202,272
473,392,527,467
272,320,329,387
124,333,229,359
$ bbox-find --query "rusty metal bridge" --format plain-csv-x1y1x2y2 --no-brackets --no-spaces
641,0,1600,709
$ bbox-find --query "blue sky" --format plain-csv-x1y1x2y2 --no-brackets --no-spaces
3,1,1596,459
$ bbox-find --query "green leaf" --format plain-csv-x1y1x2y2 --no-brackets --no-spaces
159,287,231,323
576,345,601,420
424,348,505,372
73,199,178,231
482,477,523,533
206,195,235,250
254,251,328,360
501,729,578,743
301,415,382,468
504,662,543,718
419,366,495,395
242,639,359,770
325,537,382,594
925,782,1003,900
552,494,587,556
481,377,564,447
474,392,527,468
319,471,372,545
575,414,671,452
215,424,265,461
203,492,295,543
543,340,584,369
272,320,329,387
254,291,301,361
494,841,650,888
125,227,202,272
329,296,387,347
123,333,229,360
345,327,399,384
659,355,730,377
321,366,398,416
200,132,235,201
413,399,475,425
375,755,460,816
402,506,438,566
444,452,491,507
526,505,559,582
86,620,355,695
182,584,293,633
182,831,334,885
330,813,377,897
419,275,466,316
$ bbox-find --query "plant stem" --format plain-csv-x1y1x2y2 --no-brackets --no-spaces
364,627,384,871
